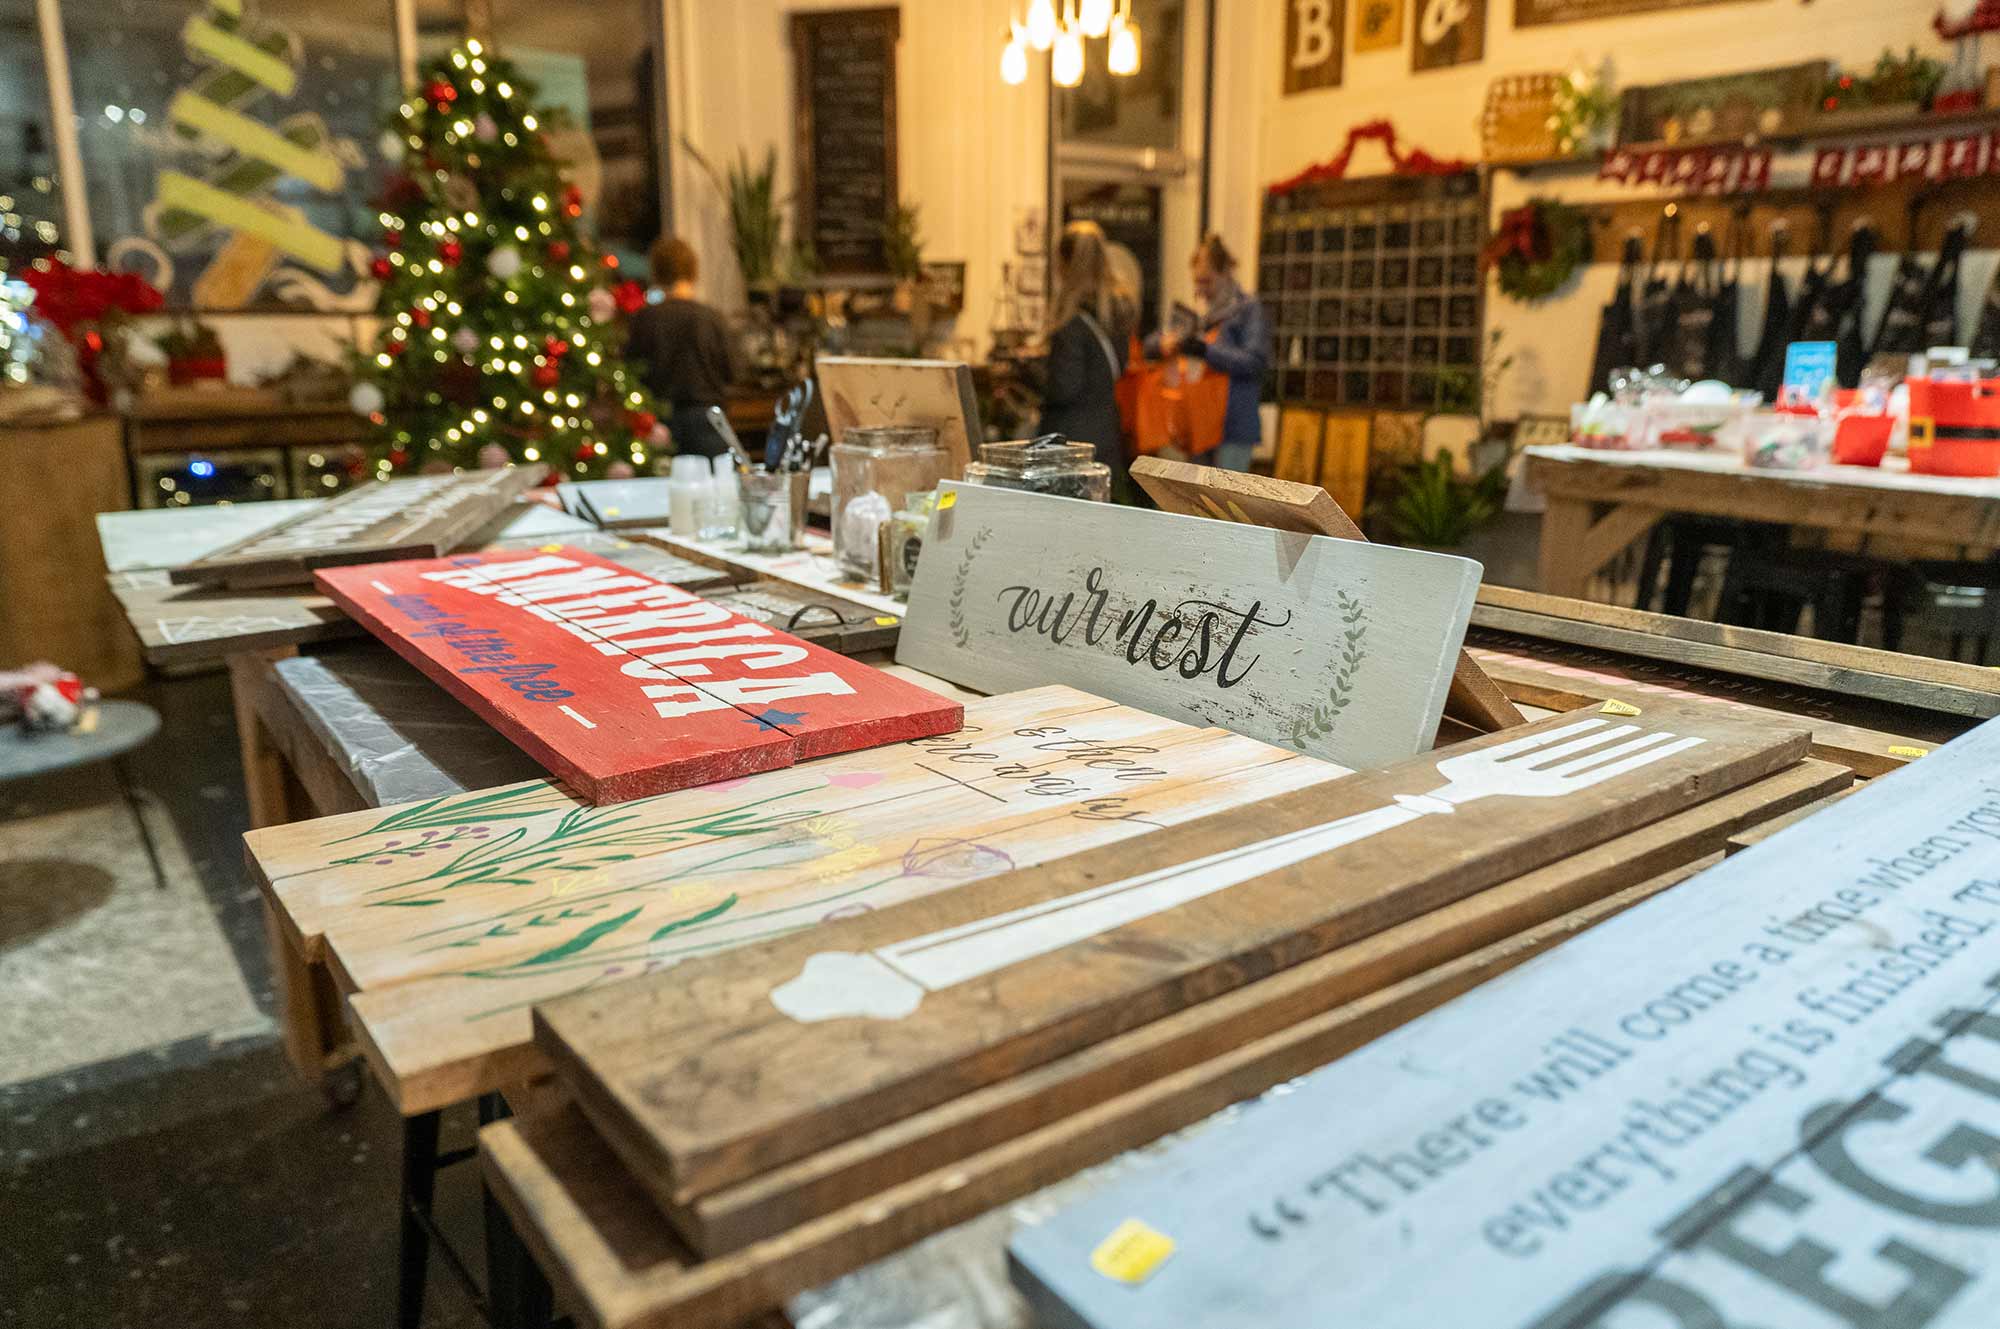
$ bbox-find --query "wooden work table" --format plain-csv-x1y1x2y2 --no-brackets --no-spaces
1524,444,2000,598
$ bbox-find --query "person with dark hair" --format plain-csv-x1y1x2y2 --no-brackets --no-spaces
625,235,740,459
1150,233,1271,472
1033,220,1138,478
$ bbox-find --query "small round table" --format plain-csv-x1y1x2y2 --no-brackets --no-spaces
0,699,167,888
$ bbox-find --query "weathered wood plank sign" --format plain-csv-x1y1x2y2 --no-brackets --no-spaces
1010,715,2000,1329
314,544,961,802
535,700,1807,1206
897,483,1481,768
243,687,1344,1112
170,465,547,588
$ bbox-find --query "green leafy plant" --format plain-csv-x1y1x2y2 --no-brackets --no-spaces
1821,48,1946,113
1380,454,1505,548
1550,65,1616,157
883,203,925,282
683,140,786,288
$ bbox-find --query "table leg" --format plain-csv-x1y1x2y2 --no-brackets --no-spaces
114,756,168,890
482,1090,554,1329
1538,497,1661,602
398,1109,443,1329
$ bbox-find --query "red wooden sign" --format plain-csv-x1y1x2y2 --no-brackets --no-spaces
316,545,962,803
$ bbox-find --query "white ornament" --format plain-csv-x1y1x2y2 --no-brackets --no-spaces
349,382,386,416
587,287,617,321
377,129,405,163
474,113,498,141
486,244,523,280
453,326,480,354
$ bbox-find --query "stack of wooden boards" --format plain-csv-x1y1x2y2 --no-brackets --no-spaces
1010,714,2000,1329
475,698,1857,1329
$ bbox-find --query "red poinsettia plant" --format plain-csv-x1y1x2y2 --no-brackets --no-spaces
20,259,165,403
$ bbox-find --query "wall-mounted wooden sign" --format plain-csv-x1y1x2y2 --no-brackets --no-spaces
1412,0,1484,72
1010,713,2000,1329
535,701,1806,1204
1284,0,1345,95
315,544,960,802
1516,0,1739,26
896,483,1480,770
792,7,900,274
169,466,546,589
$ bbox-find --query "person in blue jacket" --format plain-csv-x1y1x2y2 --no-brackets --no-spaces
1154,233,1271,471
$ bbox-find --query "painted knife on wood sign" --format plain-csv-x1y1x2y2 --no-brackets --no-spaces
315,544,961,802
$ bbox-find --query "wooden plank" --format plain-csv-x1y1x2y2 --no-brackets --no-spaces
171,465,547,588
1131,455,1525,734
315,545,961,803
897,482,1481,768
1468,643,1938,778
1272,409,1323,486
707,581,899,656
1724,786,1858,855
482,853,1737,1329
242,688,1344,1114
1316,413,1371,521
1473,592,2000,721
816,355,978,480
557,479,674,530
536,701,1807,1205
677,759,1851,1256
111,568,359,667
1006,715,2000,1329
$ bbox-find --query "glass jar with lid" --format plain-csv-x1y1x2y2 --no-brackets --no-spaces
831,425,946,581
962,433,1110,502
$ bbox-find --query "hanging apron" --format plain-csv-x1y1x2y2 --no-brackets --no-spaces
1918,221,1973,352
1970,263,2000,363
1587,239,1643,394
1747,229,1793,403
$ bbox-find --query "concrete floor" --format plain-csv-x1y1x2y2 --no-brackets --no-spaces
1,673,486,1329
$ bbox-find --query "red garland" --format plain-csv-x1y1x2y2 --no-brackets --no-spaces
1267,119,1473,195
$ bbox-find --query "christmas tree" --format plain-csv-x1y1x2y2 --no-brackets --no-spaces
351,41,663,481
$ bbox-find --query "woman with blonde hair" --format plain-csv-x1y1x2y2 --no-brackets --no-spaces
1033,220,1138,478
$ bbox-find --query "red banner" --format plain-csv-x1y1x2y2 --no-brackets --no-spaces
1812,131,2000,188
1596,146,1772,193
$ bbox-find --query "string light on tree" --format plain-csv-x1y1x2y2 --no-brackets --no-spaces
350,43,664,479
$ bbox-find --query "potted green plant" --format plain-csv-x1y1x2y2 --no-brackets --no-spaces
682,140,786,296
1378,454,1509,553
158,315,226,386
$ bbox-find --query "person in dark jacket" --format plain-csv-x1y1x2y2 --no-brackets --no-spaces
1034,221,1136,478
1154,233,1270,471
624,235,740,459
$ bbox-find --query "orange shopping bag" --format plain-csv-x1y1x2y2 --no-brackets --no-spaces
1130,333,1229,458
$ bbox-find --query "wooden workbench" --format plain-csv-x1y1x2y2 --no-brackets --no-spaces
1524,444,2000,599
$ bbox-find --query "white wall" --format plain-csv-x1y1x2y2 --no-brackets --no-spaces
1206,0,1969,415
665,0,1049,355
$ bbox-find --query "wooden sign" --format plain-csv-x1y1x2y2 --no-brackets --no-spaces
1273,408,1324,485
1616,62,1826,149
896,483,1480,769
169,466,546,588
1354,0,1402,52
1318,412,1371,519
792,7,899,274
1011,714,2000,1329
556,479,673,530
1283,0,1344,96
817,355,980,479
535,701,1806,1204
1517,0,1740,26
1412,0,1483,72
246,687,1344,1112
1129,455,1522,736
1482,73,1562,164
314,544,961,802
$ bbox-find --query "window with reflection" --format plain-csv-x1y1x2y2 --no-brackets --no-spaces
0,0,65,269
1056,0,1183,153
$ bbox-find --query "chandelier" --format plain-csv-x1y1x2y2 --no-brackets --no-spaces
1002,0,1141,87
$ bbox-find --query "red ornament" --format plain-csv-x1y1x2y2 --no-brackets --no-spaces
614,280,646,314
371,255,393,281
384,336,407,358
439,238,463,267
410,307,432,328
425,79,457,109
543,336,569,359
601,253,619,270
533,363,560,388
626,410,657,435
383,229,403,249
548,240,571,263
388,447,411,467
562,184,583,211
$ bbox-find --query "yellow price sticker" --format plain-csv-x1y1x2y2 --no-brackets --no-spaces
937,490,958,510
1090,1219,1176,1286
539,543,565,553
873,616,899,626
1598,699,1643,717
1888,745,1929,759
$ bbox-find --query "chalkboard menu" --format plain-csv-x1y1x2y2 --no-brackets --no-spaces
792,7,900,274
1258,172,1485,410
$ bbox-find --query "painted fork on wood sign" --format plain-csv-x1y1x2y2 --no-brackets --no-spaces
769,719,1704,1023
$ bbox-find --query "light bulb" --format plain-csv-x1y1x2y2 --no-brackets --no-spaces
1052,25,1085,87
1027,0,1058,50
1108,15,1140,76
1001,35,1029,85
1080,0,1113,38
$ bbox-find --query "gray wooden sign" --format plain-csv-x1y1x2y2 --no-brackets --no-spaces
170,464,546,588
897,484,1481,769
1011,715,2000,1329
